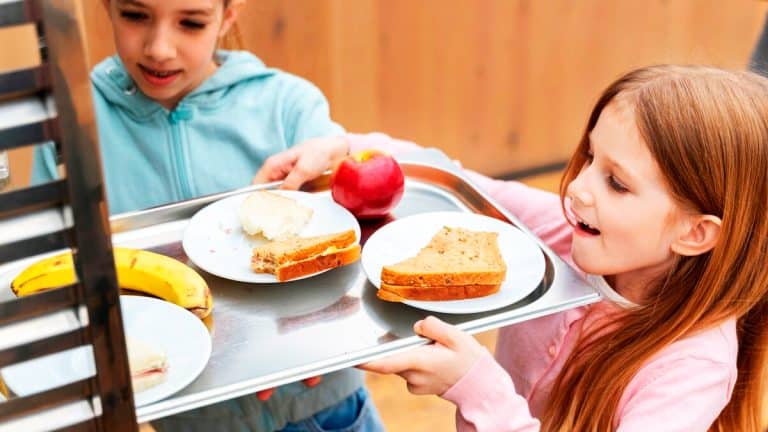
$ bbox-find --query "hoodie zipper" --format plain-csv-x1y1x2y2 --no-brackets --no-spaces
168,107,194,200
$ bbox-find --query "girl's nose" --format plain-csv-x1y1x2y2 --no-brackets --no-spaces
567,174,595,207
144,27,176,62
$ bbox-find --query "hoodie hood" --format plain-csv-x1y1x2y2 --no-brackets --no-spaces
90,50,277,119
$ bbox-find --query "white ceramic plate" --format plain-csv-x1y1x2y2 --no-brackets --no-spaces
1,295,211,407
183,190,361,283
361,211,546,314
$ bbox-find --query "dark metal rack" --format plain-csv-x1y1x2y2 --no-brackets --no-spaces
0,1,137,430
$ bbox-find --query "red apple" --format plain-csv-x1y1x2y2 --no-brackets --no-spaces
331,150,405,219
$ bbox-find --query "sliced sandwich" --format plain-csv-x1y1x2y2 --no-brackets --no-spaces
251,229,360,282
126,337,168,393
378,226,507,302
239,190,313,241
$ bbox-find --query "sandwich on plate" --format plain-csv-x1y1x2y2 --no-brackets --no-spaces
239,190,313,241
251,229,360,282
377,226,507,302
127,337,169,393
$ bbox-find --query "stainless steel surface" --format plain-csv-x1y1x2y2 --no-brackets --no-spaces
0,96,59,154
0,149,599,423
0,208,70,244
0,152,9,191
0,400,93,432
0,96,56,130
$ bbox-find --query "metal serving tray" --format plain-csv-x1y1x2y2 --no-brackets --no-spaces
0,148,598,422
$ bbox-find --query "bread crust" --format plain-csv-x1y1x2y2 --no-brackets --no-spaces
377,282,501,302
251,229,357,272
274,244,360,281
380,268,505,286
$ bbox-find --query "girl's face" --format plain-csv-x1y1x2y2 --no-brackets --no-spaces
566,100,688,300
105,0,234,109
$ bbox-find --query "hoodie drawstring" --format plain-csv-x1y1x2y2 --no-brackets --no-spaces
169,106,193,124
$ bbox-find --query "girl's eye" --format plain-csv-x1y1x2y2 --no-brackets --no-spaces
120,10,147,21
181,20,206,30
607,175,629,193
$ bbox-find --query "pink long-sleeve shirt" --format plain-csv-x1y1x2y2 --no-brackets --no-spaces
348,133,738,431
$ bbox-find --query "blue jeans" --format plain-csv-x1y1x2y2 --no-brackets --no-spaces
279,388,384,432
152,387,384,432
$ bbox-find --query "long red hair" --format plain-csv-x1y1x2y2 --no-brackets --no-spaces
546,65,768,431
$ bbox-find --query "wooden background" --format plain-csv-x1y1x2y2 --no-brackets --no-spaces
3,0,768,184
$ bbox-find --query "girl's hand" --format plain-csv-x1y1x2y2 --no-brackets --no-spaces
252,136,349,190
358,316,487,395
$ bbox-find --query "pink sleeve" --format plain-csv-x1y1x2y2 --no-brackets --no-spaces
461,170,573,261
442,352,541,432
615,359,733,431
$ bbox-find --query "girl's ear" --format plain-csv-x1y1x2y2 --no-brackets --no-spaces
220,0,245,37
670,214,721,257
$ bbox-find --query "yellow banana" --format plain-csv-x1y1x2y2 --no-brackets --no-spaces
11,247,213,319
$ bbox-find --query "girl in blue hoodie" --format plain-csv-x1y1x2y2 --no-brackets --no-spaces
32,0,383,431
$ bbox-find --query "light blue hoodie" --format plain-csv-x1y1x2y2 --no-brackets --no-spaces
33,50,345,214
32,51,365,430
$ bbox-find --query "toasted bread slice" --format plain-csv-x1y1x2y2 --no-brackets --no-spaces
380,226,506,287
377,282,501,302
275,244,361,282
251,229,359,281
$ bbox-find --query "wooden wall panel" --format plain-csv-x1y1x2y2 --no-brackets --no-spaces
0,25,40,72
363,0,767,175
9,0,768,181
327,0,379,131
236,1,334,90
83,0,113,67
372,1,526,173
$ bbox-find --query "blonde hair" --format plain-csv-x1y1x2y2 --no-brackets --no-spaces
547,65,768,431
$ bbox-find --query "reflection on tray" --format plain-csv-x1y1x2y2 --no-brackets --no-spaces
148,243,189,264
277,295,361,333
359,214,397,245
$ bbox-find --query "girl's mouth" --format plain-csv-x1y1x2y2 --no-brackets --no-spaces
576,220,601,236
569,206,601,236
139,65,181,87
